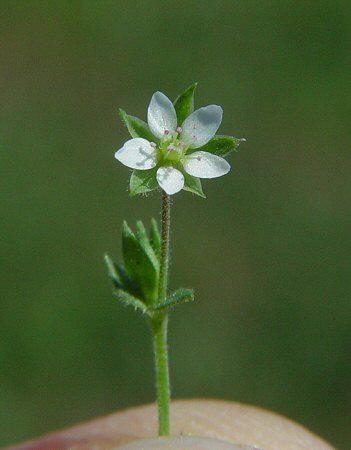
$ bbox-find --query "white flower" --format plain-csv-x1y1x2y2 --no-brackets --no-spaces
115,91,230,195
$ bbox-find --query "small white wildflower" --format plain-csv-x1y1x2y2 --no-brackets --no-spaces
115,91,231,195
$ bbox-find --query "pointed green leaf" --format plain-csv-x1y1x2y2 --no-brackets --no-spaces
198,135,246,157
122,221,158,304
149,288,195,312
135,220,159,272
130,168,159,196
104,253,123,288
104,249,146,299
113,288,148,313
149,218,161,258
115,262,143,299
182,172,206,198
119,108,156,141
173,82,197,126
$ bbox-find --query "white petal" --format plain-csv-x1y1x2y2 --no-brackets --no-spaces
156,166,184,195
183,151,230,179
114,138,157,170
147,91,177,139
181,105,223,148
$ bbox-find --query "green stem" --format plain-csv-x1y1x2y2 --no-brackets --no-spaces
151,191,171,436
158,191,171,303
150,312,170,436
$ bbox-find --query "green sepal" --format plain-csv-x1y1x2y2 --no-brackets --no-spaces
149,288,194,312
198,135,246,157
113,288,148,314
130,168,159,196
182,172,206,198
119,108,156,141
122,221,158,304
149,218,161,258
104,253,123,288
173,82,197,126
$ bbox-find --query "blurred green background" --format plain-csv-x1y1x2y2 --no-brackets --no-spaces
1,1,350,448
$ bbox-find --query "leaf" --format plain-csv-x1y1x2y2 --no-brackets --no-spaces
115,262,143,299
113,288,147,313
149,288,195,312
130,168,159,196
119,108,156,141
104,253,123,288
182,171,206,198
122,221,159,304
104,252,142,297
149,218,161,258
173,82,197,126
198,135,246,157
135,220,160,272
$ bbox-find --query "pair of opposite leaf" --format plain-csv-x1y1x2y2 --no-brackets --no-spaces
105,220,194,315
115,83,245,197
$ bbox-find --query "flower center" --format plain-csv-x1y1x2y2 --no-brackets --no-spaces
157,129,187,165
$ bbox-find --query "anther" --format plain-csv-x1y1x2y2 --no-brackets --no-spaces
164,130,170,135
176,126,182,133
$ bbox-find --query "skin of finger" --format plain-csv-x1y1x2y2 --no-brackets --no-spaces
5,399,336,450
116,436,254,450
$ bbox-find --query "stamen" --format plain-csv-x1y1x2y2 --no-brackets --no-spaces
164,130,170,135
167,144,175,152
176,126,182,133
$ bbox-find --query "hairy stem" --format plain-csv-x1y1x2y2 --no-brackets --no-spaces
151,191,171,436
158,190,171,303
151,312,170,435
